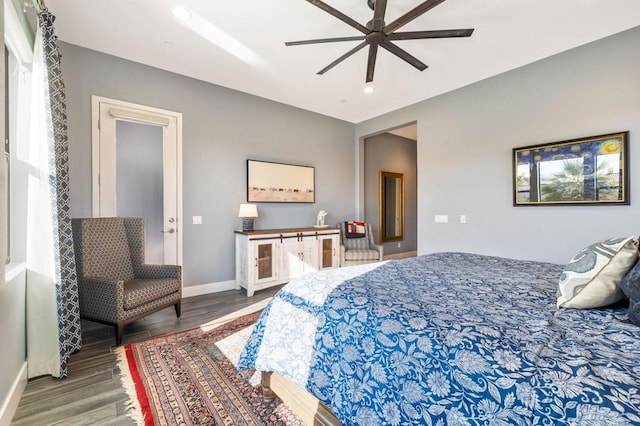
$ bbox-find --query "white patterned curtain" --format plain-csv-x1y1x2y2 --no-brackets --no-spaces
26,6,81,378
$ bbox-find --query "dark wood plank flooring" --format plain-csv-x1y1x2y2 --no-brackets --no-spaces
12,286,283,426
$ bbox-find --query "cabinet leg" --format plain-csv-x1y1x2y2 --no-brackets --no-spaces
247,288,255,297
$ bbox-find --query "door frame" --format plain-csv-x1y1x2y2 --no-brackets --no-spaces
91,95,183,265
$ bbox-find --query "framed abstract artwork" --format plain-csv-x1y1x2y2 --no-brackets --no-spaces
513,131,629,206
247,159,315,203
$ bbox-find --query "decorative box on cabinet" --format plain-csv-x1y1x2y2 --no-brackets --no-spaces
235,227,340,296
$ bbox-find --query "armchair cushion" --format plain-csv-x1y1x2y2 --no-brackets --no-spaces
344,249,381,262
124,278,181,310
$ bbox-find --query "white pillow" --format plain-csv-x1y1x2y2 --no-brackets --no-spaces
557,237,639,309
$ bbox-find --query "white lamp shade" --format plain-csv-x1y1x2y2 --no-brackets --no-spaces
238,203,258,218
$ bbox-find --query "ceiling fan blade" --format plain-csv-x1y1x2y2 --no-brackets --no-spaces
388,28,474,40
371,0,387,32
286,36,365,46
306,0,369,35
366,44,379,83
317,41,368,75
384,0,448,35
380,40,427,71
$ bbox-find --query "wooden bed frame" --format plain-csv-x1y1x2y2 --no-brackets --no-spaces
261,371,341,425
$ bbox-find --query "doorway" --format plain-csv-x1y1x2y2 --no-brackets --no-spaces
362,123,417,259
91,96,183,265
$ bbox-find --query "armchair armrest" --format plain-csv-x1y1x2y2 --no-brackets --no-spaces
78,276,124,322
136,264,182,280
371,244,384,260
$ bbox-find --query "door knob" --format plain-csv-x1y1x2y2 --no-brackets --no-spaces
162,228,176,234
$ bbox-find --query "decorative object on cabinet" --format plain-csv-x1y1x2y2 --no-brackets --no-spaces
235,227,340,296
238,203,258,231
513,131,629,206
247,159,315,203
71,217,182,345
314,209,328,228
339,221,383,267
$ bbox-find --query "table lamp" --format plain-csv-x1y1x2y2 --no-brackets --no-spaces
238,203,258,231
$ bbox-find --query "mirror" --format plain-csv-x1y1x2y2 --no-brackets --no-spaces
379,171,404,243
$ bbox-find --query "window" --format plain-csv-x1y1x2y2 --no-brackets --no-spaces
4,0,34,269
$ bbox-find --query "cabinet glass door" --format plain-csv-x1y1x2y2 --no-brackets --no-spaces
256,243,275,281
321,239,333,269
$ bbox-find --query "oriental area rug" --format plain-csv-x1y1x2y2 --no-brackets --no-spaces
117,310,302,425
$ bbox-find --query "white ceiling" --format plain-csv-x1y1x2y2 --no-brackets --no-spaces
45,0,640,123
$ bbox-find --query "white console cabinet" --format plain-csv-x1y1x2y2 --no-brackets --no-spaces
235,227,340,296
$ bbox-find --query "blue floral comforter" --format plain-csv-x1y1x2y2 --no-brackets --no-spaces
238,252,640,425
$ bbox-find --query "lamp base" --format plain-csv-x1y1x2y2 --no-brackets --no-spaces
242,218,255,232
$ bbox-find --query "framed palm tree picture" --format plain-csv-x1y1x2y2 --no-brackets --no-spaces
513,131,629,206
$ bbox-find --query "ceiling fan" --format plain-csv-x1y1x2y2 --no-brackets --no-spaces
285,0,474,83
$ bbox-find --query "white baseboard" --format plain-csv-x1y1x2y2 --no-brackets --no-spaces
384,251,418,260
0,361,27,426
182,279,238,298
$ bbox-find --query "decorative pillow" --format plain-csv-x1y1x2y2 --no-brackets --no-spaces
621,257,640,325
557,237,639,309
345,221,366,238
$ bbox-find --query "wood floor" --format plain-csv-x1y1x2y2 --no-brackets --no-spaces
11,286,283,426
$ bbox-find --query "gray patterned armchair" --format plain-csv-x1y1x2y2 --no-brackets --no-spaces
72,217,182,345
339,221,384,267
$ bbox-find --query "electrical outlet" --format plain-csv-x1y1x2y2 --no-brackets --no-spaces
397,242,401,248
460,215,467,224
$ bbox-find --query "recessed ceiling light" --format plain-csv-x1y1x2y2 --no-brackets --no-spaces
364,86,374,94
163,41,175,48
172,7,192,21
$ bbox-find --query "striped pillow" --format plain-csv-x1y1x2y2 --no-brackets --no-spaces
557,237,638,309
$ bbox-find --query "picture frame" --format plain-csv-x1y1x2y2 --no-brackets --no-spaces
513,131,629,206
247,159,315,203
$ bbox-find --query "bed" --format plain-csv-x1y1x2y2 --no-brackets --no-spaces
238,252,640,425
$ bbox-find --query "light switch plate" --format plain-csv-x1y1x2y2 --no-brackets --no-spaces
434,215,448,223
192,216,202,225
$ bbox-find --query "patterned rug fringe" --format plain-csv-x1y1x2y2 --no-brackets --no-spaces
115,346,145,425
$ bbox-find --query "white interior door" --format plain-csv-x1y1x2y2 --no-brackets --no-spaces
92,96,182,265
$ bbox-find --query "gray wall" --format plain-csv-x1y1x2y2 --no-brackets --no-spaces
364,133,417,255
357,26,640,265
59,42,357,288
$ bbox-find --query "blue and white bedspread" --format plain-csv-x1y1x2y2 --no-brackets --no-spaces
238,252,640,425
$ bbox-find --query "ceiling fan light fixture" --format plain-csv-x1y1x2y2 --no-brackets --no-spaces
364,86,374,93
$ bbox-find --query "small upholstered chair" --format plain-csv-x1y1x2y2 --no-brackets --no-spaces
339,221,384,267
72,217,182,345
